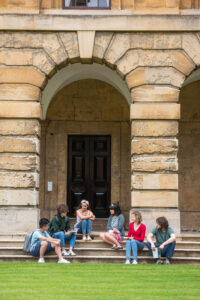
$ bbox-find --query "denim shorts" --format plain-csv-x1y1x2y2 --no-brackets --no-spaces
30,241,53,257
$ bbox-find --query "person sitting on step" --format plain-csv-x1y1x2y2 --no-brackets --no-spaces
99,203,125,250
30,218,70,263
48,204,76,257
74,200,95,241
146,216,176,264
125,211,146,265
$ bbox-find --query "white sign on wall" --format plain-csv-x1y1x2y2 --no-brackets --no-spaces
47,181,53,192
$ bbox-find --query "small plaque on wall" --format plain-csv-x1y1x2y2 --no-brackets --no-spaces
47,181,53,192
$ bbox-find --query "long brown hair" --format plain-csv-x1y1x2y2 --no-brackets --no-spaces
132,211,142,225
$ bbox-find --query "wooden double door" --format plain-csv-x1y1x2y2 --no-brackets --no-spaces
67,135,111,217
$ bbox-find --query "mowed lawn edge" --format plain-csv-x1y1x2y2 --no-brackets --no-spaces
0,263,200,300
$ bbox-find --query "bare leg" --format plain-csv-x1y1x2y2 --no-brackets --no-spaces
100,233,116,245
40,241,48,258
105,233,120,247
54,245,63,261
100,232,120,247
99,233,108,243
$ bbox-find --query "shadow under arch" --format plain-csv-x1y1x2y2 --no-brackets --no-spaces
41,62,132,120
179,67,200,231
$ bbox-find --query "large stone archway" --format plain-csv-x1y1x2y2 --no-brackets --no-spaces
1,30,200,233
40,78,131,222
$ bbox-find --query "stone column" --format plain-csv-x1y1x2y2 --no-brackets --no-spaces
130,85,181,234
0,84,41,233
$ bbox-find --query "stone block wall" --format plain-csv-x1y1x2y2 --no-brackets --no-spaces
0,30,199,233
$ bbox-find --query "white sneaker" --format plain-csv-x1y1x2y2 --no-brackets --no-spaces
125,259,131,264
62,250,69,256
82,236,87,241
38,258,45,263
58,258,71,264
68,250,76,256
87,236,92,241
132,260,138,264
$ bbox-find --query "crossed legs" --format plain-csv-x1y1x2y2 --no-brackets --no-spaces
99,232,121,247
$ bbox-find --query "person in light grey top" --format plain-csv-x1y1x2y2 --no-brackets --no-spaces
99,203,125,250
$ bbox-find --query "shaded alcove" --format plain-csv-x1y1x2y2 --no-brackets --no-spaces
179,80,200,231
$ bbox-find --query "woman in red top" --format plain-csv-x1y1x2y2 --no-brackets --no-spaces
125,211,146,264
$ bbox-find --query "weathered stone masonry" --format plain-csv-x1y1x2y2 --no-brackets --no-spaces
0,30,200,233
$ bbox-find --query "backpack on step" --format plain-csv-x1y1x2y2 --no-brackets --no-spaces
23,232,34,253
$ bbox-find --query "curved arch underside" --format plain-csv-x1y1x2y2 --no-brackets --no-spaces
41,63,132,120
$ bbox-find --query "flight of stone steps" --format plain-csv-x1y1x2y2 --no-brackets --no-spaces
0,231,200,264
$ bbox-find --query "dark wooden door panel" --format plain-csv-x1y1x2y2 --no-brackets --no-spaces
68,135,111,217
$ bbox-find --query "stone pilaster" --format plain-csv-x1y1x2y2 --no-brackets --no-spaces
0,83,41,233
130,84,181,234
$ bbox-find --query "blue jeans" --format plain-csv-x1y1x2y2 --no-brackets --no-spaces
126,239,144,261
146,241,176,259
75,219,92,234
52,231,76,248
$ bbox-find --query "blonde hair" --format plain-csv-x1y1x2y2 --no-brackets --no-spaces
132,211,142,225
81,199,89,208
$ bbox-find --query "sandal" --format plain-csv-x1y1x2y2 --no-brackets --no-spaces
111,245,117,250
116,245,123,250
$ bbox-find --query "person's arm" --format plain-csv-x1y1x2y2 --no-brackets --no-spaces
65,217,71,236
159,233,176,249
115,214,125,231
137,225,146,242
76,210,90,220
38,234,60,246
147,232,156,251
107,216,112,231
50,217,61,234
127,223,133,238
89,211,95,221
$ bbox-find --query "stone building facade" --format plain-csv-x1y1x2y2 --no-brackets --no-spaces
0,0,200,234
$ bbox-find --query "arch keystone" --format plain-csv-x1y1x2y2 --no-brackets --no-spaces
77,31,95,62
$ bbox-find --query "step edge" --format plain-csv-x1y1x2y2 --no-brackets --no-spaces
0,255,200,261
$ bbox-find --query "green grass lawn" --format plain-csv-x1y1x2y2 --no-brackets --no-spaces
0,263,200,300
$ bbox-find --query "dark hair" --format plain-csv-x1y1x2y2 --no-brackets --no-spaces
39,218,49,228
156,216,169,230
57,204,68,215
109,203,122,216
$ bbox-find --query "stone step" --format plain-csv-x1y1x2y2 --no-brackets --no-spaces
1,231,200,241
0,254,200,264
180,233,200,241
1,239,200,250
0,232,102,241
0,247,200,258
70,218,108,231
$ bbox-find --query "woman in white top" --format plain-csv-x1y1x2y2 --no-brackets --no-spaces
74,200,95,241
